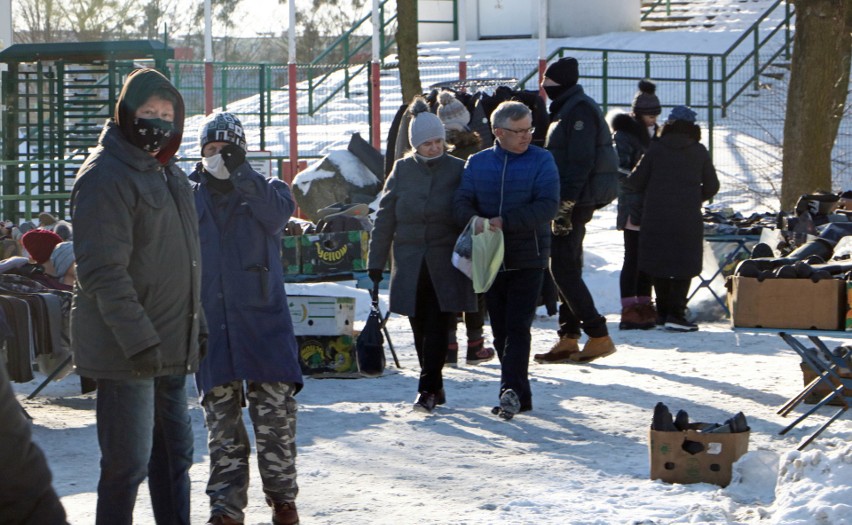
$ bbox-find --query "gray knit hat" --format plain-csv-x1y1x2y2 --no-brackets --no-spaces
50,241,74,278
632,79,662,116
437,91,470,131
408,97,445,149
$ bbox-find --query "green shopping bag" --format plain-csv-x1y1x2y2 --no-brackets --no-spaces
471,226,504,293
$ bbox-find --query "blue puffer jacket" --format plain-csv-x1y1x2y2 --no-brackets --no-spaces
454,142,560,269
190,164,303,398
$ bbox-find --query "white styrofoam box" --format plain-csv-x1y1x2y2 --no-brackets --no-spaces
289,295,355,336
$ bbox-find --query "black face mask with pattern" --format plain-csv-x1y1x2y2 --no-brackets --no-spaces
131,117,175,152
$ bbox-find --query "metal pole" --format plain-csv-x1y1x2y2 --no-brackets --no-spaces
370,0,381,150
204,0,214,115
458,0,467,84
537,0,547,99
288,0,299,182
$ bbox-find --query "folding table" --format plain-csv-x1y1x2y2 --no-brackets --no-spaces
776,331,852,450
688,234,759,315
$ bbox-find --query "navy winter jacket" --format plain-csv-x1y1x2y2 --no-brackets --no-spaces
454,142,560,269
190,164,303,398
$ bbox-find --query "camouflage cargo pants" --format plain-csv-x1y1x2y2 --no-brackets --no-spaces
202,381,298,520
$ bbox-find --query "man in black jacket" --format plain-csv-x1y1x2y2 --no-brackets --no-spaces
535,57,617,364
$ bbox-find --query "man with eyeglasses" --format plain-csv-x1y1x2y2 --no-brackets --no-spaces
534,56,618,364
454,100,559,419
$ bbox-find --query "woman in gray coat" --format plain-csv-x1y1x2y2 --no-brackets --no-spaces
368,97,476,413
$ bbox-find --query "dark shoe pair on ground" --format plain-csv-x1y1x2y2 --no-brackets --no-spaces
207,501,299,525
533,334,617,364
446,338,496,367
413,388,531,416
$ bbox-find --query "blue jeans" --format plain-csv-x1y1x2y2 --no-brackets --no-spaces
96,375,194,525
485,268,544,409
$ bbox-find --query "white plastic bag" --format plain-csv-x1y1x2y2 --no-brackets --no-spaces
471,225,504,293
451,216,476,278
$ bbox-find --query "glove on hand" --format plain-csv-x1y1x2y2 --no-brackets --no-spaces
220,144,246,174
551,200,575,236
368,269,384,284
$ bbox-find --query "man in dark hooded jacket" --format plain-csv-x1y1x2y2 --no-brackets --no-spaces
71,68,205,525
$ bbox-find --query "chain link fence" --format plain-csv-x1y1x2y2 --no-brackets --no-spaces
171,56,851,211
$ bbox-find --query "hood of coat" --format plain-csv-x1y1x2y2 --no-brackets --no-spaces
611,112,653,147
446,128,482,149
657,132,698,150
114,68,185,165
660,119,701,143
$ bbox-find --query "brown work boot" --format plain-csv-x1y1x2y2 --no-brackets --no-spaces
637,303,659,327
569,336,617,363
533,336,580,363
271,501,299,525
619,304,652,330
207,514,243,525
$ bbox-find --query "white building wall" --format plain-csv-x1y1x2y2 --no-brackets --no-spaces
417,0,639,41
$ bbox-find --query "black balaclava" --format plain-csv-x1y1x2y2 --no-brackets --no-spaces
115,68,185,165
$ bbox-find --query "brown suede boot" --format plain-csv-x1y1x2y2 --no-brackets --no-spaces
533,336,580,363
271,501,299,525
569,336,617,363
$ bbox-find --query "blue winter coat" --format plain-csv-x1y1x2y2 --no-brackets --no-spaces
454,142,560,269
190,164,303,398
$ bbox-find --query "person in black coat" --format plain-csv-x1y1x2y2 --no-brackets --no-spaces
611,79,662,330
0,363,68,525
623,106,720,332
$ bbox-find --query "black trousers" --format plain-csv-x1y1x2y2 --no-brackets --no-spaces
550,204,608,339
620,229,653,299
485,268,544,410
409,264,455,394
652,277,692,320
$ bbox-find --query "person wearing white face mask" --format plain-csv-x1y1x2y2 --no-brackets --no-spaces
190,112,303,525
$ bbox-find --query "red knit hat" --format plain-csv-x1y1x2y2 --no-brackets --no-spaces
22,229,63,264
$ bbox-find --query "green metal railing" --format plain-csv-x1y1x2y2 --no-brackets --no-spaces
0,160,75,220
641,0,672,21
305,0,397,115
518,0,793,118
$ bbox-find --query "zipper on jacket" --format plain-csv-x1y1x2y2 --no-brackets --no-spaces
247,264,270,299
499,153,508,271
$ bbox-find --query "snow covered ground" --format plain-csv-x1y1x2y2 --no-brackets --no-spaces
11,2,852,523
14,207,852,524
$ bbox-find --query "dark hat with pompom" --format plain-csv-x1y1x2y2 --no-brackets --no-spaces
632,79,662,116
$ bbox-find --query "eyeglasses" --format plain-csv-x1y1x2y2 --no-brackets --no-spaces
500,127,535,135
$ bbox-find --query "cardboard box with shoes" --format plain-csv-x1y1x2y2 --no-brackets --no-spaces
648,424,750,487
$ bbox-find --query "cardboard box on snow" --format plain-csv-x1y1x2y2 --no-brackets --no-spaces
296,334,358,377
301,231,369,275
649,426,749,487
288,295,354,336
800,362,852,405
728,276,845,331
